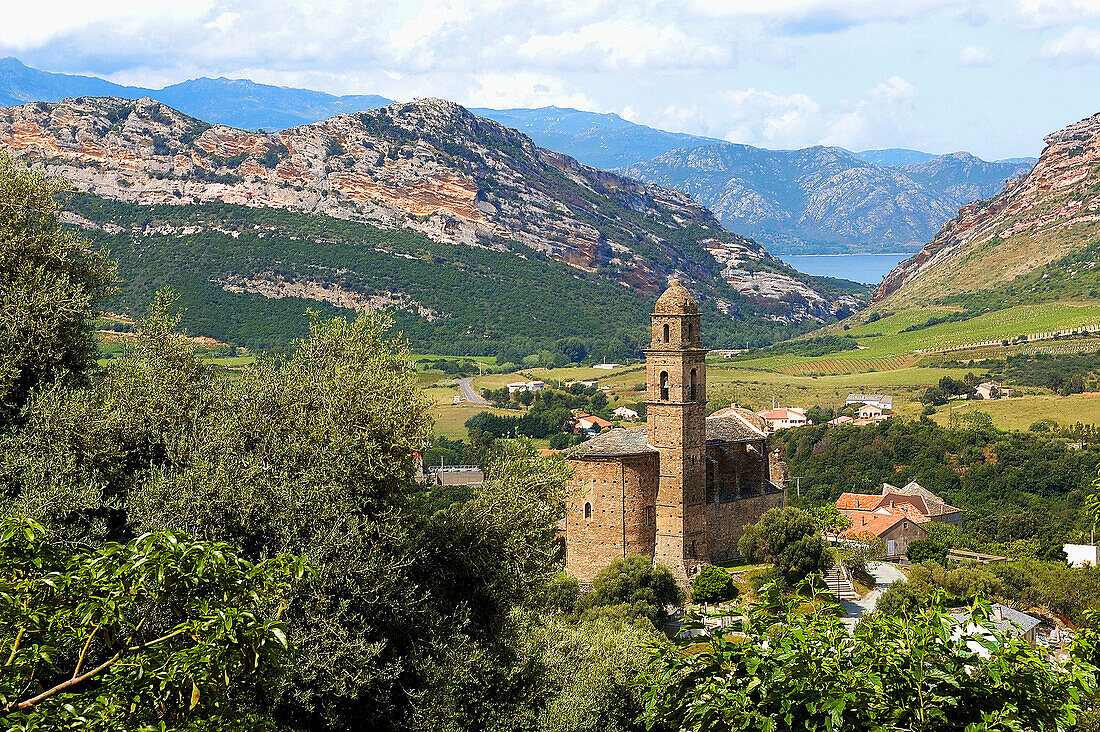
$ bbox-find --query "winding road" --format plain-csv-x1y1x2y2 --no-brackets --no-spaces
457,377,490,406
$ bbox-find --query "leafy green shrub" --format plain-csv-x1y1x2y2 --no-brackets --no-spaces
576,555,684,629
906,538,947,565
691,565,738,605
738,507,834,585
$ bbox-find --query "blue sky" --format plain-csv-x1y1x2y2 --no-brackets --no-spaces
3,0,1098,159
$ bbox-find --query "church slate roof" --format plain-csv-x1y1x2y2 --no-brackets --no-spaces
567,426,654,458
568,409,767,459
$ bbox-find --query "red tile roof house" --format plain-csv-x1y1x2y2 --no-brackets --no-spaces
837,481,962,526
843,511,929,559
574,414,613,436
757,407,811,431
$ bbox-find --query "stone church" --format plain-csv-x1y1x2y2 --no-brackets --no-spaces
564,281,787,583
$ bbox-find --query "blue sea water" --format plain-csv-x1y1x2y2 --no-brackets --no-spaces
779,253,915,285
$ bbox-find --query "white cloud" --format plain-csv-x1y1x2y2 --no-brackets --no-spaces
643,76,923,150
1041,25,1100,63
0,0,216,49
463,72,601,109
984,0,1100,29
517,20,731,70
958,44,998,66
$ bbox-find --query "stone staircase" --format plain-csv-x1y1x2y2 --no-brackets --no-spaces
822,565,859,601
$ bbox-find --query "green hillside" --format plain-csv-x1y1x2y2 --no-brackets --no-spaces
71,194,826,356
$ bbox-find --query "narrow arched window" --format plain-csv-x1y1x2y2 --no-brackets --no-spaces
691,540,697,558
687,321,693,342
659,371,669,401
662,323,670,342
689,368,697,402
584,502,592,519
644,506,653,526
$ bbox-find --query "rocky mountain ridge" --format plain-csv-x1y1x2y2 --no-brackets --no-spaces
0,95,861,326
874,111,1100,305
620,143,1034,255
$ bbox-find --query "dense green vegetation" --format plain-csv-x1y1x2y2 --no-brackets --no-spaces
1,516,305,730
937,352,1100,396
878,558,1100,626
774,418,1099,555
0,158,113,423
737,507,834,586
642,579,1100,732
67,194,830,357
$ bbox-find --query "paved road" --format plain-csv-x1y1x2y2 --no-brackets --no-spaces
457,377,489,406
840,562,908,625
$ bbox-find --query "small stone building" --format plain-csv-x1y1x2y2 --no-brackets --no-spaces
564,281,787,583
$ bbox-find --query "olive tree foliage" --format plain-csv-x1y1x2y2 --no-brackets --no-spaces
0,296,577,731
737,507,834,585
0,516,307,732
641,578,1098,732
0,154,113,423
575,555,684,630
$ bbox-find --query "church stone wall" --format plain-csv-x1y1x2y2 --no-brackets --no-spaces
705,491,787,562
564,453,659,582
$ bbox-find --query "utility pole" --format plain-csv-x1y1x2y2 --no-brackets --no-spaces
792,476,805,498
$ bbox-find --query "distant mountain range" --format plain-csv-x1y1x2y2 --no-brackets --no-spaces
620,146,1034,254
0,57,392,131
0,57,1037,255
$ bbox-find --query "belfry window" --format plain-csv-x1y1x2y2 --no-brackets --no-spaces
659,371,669,401
662,323,670,342
687,321,693,342
584,502,592,520
689,368,697,401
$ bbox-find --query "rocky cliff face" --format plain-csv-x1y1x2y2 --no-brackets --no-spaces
874,112,1100,304
620,143,1032,254
0,96,860,323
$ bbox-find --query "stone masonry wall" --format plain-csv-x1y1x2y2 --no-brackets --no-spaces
564,453,659,582
705,490,787,562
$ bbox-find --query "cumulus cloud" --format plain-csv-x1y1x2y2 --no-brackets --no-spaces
516,20,731,71
641,76,923,150
958,44,998,66
1041,25,1100,63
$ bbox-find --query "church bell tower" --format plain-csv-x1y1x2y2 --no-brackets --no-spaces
645,280,708,581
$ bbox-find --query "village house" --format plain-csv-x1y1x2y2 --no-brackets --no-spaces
857,403,889,421
507,379,548,394
757,407,811,431
1064,543,1100,567
846,394,894,411
564,281,787,584
842,511,928,559
952,604,1042,647
836,481,963,526
574,413,613,436
612,406,640,421
975,381,1013,399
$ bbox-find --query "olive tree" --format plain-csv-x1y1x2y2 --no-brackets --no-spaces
0,516,306,731
0,154,114,423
